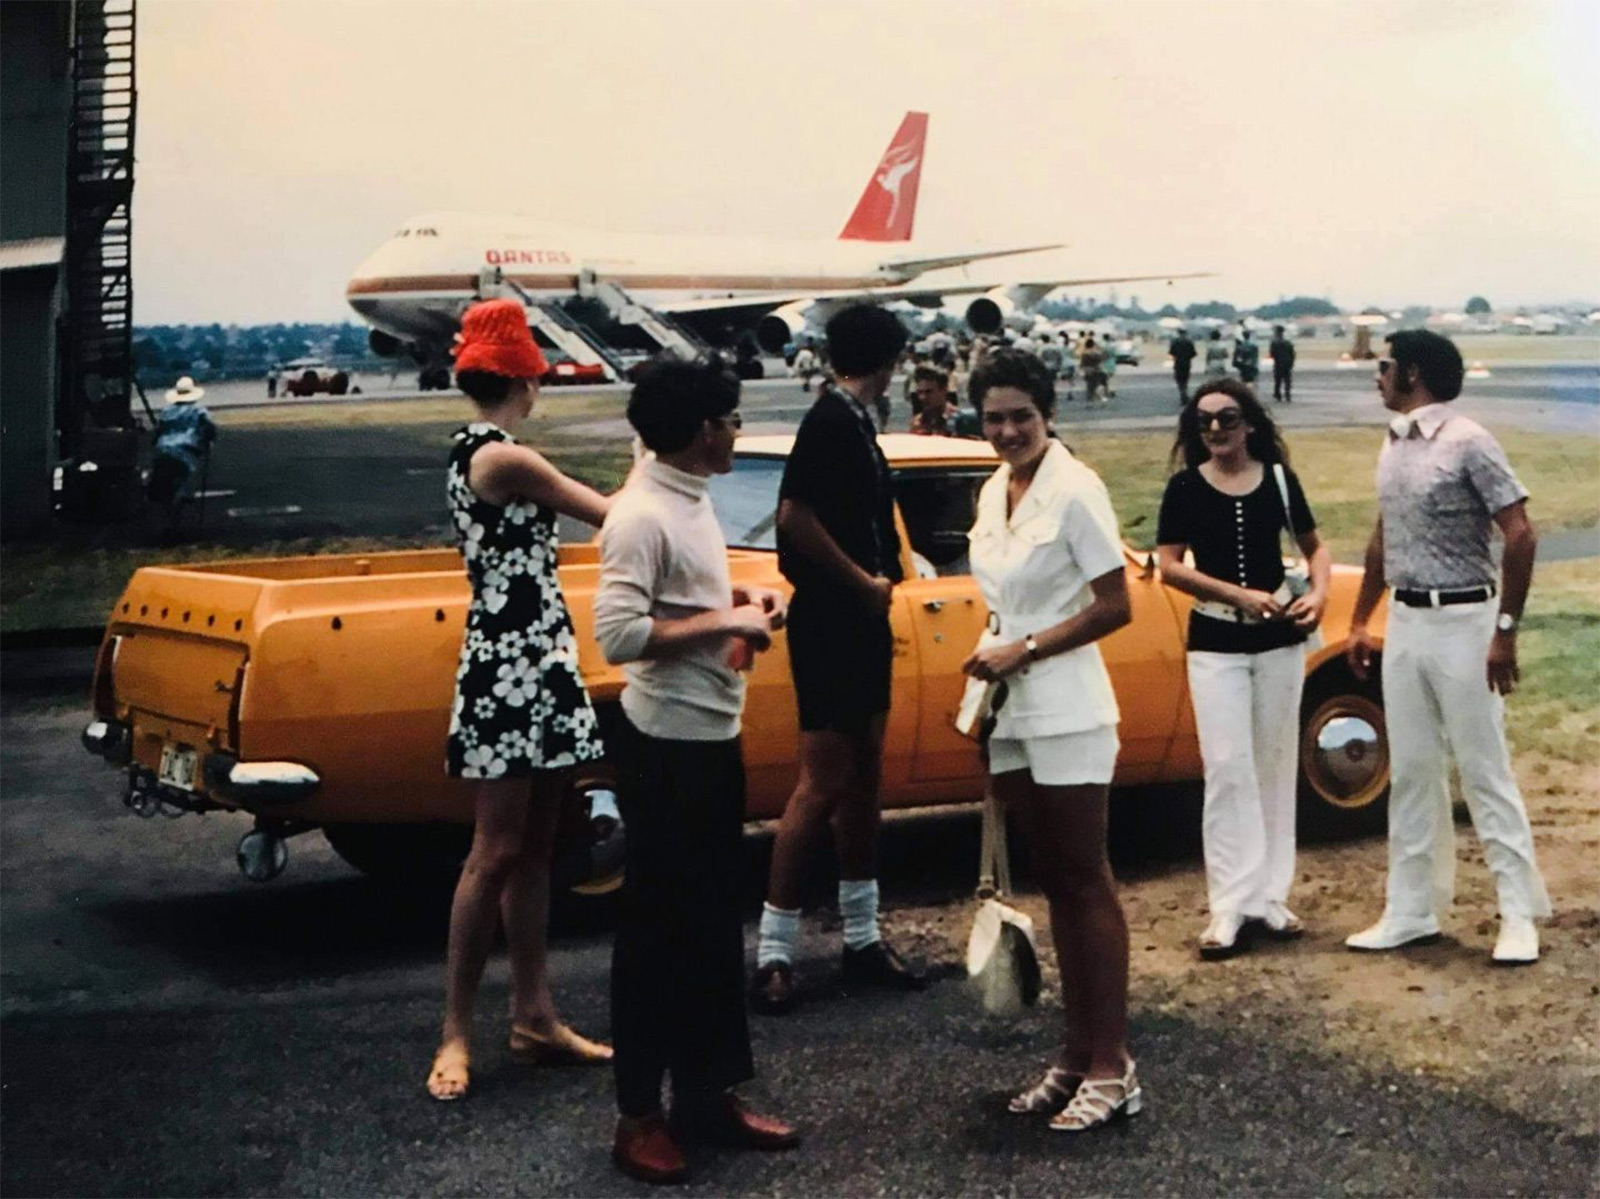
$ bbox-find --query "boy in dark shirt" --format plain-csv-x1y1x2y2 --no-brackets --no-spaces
752,304,927,1014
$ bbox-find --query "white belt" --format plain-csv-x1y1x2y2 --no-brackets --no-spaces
1192,583,1294,625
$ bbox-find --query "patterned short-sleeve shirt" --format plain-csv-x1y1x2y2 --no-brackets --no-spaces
1377,405,1528,591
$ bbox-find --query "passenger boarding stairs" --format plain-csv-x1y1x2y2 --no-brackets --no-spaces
61,0,138,454
577,271,710,362
482,270,626,381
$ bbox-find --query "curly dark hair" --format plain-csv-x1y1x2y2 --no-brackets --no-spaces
1170,377,1290,471
627,354,741,454
1386,329,1464,401
967,347,1056,420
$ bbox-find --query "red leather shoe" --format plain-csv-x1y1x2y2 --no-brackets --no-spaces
613,1113,689,1185
674,1092,800,1151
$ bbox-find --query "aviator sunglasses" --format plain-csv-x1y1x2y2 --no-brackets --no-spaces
1196,408,1245,431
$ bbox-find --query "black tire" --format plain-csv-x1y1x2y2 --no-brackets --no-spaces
1297,659,1389,840
327,371,350,396
323,822,471,882
301,369,321,393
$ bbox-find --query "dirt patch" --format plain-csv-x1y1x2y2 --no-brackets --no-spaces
885,753,1600,1135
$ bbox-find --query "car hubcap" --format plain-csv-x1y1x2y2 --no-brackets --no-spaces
1302,695,1388,810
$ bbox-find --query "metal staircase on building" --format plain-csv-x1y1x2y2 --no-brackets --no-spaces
61,0,137,458
578,270,711,361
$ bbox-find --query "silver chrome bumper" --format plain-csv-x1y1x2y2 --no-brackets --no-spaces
82,719,132,765
203,753,321,804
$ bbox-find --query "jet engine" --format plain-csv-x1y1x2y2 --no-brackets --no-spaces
756,301,811,354
964,288,1017,336
367,329,405,358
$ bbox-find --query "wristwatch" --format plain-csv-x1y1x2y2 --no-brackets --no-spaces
1495,612,1518,634
1024,634,1041,661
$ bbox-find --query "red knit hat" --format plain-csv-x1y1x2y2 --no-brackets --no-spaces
451,299,549,379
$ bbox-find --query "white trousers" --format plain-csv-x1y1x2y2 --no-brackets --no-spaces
1187,642,1306,920
1382,601,1550,920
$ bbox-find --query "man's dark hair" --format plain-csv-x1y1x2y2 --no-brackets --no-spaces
911,363,949,388
1273,324,1285,335
1385,329,1464,401
1210,329,1221,339
455,369,516,406
968,347,1056,419
824,304,908,377
627,355,740,453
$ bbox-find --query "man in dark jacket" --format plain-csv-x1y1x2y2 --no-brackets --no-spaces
1270,325,1298,403
1169,329,1197,405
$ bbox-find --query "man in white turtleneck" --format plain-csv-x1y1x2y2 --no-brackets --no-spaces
595,356,797,1186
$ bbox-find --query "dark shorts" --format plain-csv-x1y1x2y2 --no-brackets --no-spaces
786,590,893,735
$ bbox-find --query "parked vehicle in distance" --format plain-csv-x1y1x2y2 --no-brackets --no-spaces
282,357,350,397
81,435,1391,908
545,358,610,386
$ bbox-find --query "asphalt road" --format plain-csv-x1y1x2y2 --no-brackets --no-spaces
2,676,1595,1196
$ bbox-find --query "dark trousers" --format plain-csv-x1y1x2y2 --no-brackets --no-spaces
611,711,754,1117
1174,365,1191,402
1273,366,1293,402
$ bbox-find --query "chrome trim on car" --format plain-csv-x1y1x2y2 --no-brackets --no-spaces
82,718,131,764
1312,715,1384,795
203,753,321,804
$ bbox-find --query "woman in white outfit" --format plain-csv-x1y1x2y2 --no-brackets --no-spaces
1155,378,1331,959
962,349,1140,1133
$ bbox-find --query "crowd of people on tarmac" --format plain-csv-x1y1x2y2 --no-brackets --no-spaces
427,297,1547,1185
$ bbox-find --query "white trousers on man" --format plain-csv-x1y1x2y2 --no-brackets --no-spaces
1381,600,1550,921
1187,642,1306,919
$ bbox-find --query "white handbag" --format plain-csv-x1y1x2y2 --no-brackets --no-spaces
966,788,1041,1017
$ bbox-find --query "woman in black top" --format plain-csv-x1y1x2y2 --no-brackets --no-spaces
1156,379,1331,959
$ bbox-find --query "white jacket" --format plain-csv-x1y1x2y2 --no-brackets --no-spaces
967,440,1124,738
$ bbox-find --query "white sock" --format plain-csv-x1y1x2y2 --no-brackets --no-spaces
839,879,881,950
757,902,801,966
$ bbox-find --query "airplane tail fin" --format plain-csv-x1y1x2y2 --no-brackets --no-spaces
839,111,928,243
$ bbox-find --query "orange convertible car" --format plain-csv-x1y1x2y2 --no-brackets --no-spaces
82,434,1389,900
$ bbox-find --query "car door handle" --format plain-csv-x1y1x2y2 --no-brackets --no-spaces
922,600,945,613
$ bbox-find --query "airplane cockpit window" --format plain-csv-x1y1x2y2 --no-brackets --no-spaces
707,457,784,550
893,469,988,578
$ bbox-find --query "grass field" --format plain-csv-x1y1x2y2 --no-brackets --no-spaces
1268,333,1600,364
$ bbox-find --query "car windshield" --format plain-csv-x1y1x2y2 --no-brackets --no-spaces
708,456,990,576
708,457,784,550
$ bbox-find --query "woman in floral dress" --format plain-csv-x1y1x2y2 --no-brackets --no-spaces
427,299,613,1100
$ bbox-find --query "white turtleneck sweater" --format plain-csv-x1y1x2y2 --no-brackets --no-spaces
595,457,744,741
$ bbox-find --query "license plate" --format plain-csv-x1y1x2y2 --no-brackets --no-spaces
158,745,198,791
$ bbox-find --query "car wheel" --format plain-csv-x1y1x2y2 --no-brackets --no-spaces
327,371,350,396
1297,660,1389,839
551,768,626,927
323,821,471,881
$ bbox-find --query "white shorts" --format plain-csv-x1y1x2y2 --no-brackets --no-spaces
987,725,1120,786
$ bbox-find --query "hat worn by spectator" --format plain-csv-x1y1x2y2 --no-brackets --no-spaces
165,376,205,404
452,298,549,379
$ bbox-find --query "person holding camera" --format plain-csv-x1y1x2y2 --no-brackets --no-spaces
1156,378,1330,960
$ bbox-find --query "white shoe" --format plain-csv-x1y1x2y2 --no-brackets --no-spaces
1198,911,1249,960
1491,916,1539,965
1260,902,1305,939
1344,915,1442,952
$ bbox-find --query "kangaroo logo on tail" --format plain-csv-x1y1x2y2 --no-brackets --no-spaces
840,112,928,243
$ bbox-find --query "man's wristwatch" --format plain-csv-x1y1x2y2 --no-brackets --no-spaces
1495,612,1518,634
1024,634,1041,661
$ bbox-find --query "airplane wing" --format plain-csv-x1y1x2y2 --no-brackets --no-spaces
878,244,1065,274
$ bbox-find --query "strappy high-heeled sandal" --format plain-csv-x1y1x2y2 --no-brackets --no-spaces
1048,1060,1142,1133
1006,1065,1082,1115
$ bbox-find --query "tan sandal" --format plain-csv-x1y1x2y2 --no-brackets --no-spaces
426,1041,470,1101
508,1022,613,1066
1007,1065,1082,1115
1048,1060,1143,1132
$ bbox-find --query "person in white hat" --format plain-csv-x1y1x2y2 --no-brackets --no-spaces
148,377,217,507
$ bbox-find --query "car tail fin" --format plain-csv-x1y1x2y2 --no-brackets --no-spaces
838,111,928,243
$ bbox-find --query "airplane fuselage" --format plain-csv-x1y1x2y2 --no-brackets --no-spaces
346,211,917,346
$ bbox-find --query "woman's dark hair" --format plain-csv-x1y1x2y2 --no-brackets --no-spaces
1170,377,1290,471
967,347,1056,420
627,354,740,454
455,369,516,406
1386,329,1464,401
824,304,909,377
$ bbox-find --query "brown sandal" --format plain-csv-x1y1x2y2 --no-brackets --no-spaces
508,1022,612,1066
426,1041,470,1101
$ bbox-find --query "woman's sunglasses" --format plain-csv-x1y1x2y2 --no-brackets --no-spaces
1196,408,1245,431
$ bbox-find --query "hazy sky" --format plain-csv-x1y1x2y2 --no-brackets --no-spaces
133,0,1600,324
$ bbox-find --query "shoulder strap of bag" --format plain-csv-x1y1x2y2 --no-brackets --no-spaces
977,787,1013,899
1272,463,1311,572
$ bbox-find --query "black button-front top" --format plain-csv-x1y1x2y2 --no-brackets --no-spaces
1156,465,1316,654
777,386,904,599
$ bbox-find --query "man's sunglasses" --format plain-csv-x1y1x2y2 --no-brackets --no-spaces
1377,358,1394,374
1196,408,1245,431
712,411,743,430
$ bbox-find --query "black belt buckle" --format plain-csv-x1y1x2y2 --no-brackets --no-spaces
1394,585,1495,608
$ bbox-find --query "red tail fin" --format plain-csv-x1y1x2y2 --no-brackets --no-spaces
838,111,927,243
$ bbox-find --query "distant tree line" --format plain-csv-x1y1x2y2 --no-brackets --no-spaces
132,322,382,386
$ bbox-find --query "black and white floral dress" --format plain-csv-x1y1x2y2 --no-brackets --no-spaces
445,423,604,779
